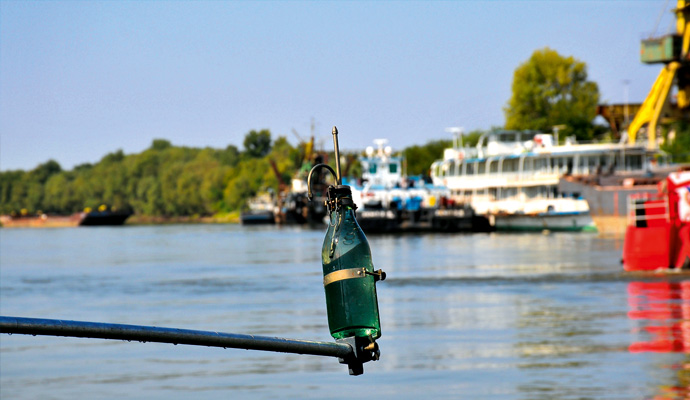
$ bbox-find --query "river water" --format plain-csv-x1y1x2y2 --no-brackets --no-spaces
1,224,689,399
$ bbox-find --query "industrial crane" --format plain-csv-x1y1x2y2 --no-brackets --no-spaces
628,0,690,148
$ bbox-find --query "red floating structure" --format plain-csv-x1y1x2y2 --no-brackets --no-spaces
623,170,690,271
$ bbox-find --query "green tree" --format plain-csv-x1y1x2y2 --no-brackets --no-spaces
134,176,163,215
403,139,452,176
243,129,272,158
29,160,62,184
150,139,172,151
0,170,26,214
504,47,600,141
44,173,73,212
216,145,240,166
662,121,690,162
223,159,266,210
100,149,125,164
0,129,302,216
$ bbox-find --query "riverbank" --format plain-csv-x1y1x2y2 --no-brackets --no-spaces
0,211,242,228
592,215,628,238
126,211,241,225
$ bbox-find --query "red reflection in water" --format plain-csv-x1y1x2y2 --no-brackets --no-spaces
628,281,690,353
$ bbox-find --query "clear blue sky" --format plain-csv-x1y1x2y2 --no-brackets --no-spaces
0,1,672,171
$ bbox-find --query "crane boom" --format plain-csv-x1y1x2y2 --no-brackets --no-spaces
628,0,690,148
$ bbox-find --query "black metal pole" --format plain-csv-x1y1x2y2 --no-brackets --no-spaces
0,316,353,359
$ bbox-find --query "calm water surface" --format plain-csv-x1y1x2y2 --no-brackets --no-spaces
1,225,689,399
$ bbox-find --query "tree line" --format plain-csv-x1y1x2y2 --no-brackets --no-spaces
0,130,302,217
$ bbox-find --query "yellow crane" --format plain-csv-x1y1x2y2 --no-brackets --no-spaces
628,0,690,148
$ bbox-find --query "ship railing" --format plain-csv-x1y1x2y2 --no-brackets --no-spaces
627,192,669,227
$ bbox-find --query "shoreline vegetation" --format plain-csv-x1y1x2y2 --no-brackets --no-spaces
126,212,241,225
0,130,457,226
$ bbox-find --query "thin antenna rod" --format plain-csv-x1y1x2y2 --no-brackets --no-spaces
331,126,342,185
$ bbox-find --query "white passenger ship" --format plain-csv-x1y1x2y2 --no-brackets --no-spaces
430,130,655,231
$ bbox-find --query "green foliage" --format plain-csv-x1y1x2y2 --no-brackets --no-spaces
504,47,600,141
0,130,297,216
403,139,452,176
243,129,272,158
216,145,240,166
399,129,493,176
150,139,172,151
0,170,27,214
29,160,62,184
463,129,484,147
101,149,125,164
661,121,690,162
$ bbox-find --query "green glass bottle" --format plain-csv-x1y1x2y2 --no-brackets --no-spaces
321,185,383,340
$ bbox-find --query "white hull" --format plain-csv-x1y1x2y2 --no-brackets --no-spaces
492,211,596,231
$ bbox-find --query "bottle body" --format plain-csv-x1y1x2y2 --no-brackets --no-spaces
322,206,382,340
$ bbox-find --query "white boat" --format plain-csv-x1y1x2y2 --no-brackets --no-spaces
430,130,658,232
240,192,276,225
345,140,484,232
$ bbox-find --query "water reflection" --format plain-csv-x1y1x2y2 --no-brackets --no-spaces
628,281,690,353
628,281,690,400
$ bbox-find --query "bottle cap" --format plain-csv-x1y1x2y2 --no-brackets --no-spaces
329,185,352,197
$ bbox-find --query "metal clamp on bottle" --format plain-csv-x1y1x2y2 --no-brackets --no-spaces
366,269,386,282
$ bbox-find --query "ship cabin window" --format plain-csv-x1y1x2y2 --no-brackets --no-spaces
523,158,533,172
369,163,377,174
585,156,592,171
389,163,398,174
578,156,586,173
627,154,643,171
502,187,517,198
503,158,518,174
607,153,616,170
446,160,456,176
477,162,486,174
467,163,475,176
599,154,609,169
490,160,499,173
488,188,498,201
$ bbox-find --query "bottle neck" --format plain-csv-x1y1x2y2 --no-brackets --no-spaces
326,185,357,213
